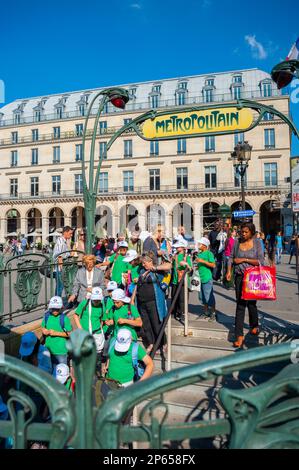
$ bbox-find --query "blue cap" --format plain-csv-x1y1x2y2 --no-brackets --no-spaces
19,332,38,357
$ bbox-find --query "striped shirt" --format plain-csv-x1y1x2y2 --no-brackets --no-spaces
53,236,71,264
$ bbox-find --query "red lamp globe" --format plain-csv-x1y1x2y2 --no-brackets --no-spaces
110,95,127,109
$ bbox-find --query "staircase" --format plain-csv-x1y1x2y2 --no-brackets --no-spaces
135,312,296,448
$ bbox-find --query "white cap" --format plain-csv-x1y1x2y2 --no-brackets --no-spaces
111,288,131,304
48,296,63,309
106,281,118,291
118,241,128,248
55,363,70,384
91,287,103,300
139,230,151,242
115,328,132,352
198,237,210,248
123,249,138,263
172,239,188,249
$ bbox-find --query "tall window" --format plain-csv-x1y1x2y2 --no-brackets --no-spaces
234,166,247,187
233,86,242,100
99,121,107,134
177,92,186,106
177,167,188,189
204,89,213,102
123,171,134,192
151,95,159,108
75,174,83,194
75,144,83,161
99,142,107,160
53,146,60,163
234,132,245,146
56,107,63,119
177,138,187,154
264,163,278,186
150,140,159,156
11,132,18,144
34,110,41,122
32,129,39,142
31,149,38,165
124,118,132,126
30,177,39,196
262,82,272,97
53,126,60,139
10,178,18,197
52,175,61,195
99,172,108,193
124,140,133,158
205,135,215,152
263,111,274,121
14,113,21,125
79,104,85,116
264,129,276,149
149,169,160,191
76,124,83,136
205,166,217,188
11,150,18,167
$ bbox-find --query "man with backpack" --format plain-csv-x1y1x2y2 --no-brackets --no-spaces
41,296,72,366
104,328,154,387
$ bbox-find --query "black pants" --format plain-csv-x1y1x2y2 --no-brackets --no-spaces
172,281,187,319
234,274,258,337
212,251,224,281
138,300,166,349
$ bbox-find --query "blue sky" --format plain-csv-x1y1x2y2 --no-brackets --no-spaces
1,0,298,154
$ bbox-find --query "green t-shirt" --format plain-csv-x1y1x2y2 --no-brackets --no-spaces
41,314,72,355
102,296,114,335
74,299,103,333
107,342,147,384
172,253,192,285
197,250,215,283
130,265,141,283
109,253,129,285
112,304,140,341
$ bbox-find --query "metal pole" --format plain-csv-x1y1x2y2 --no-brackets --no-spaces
167,312,172,371
184,278,189,337
240,163,246,211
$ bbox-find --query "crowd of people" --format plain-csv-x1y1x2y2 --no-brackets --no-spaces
1,220,298,448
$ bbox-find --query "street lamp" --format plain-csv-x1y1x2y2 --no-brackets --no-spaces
231,141,252,211
81,87,129,253
271,59,299,89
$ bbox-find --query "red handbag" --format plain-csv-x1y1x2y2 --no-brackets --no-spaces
242,265,276,301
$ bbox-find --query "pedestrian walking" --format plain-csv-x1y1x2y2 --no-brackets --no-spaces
266,230,277,267
275,231,283,265
289,234,297,264
68,254,105,305
52,226,73,297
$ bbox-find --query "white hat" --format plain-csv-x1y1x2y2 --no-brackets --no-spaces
172,239,188,249
115,328,132,352
118,241,128,248
198,237,210,248
48,296,63,309
123,249,138,263
55,363,70,384
106,281,118,291
111,288,131,304
91,287,103,300
139,230,151,242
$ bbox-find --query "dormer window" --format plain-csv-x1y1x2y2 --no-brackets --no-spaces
14,113,21,125
34,110,41,122
203,77,216,103
56,107,63,119
233,75,242,83
149,84,162,109
128,87,137,99
260,79,272,97
152,85,161,93
77,93,90,116
231,75,244,100
178,81,188,89
79,104,86,116
205,78,215,87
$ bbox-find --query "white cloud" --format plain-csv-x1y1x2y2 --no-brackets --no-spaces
245,35,268,60
130,3,142,8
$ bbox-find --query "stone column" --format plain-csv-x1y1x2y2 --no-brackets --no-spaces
20,210,26,238
253,212,260,232
193,204,203,241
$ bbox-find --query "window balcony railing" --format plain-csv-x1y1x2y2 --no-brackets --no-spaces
0,180,289,202
0,88,283,129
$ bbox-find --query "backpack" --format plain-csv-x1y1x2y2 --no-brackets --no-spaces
108,338,145,382
44,310,67,334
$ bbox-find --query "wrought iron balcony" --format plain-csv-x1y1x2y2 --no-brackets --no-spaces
0,180,289,202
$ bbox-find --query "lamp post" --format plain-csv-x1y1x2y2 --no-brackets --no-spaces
271,59,299,89
231,141,252,211
81,87,129,253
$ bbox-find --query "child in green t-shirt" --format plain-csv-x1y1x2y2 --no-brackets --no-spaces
97,241,129,287
54,363,74,394
196,237,217,321
171,239,193,323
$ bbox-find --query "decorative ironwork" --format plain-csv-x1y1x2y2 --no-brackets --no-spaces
61,256,81,298
0,330,299,449
14,258,42,311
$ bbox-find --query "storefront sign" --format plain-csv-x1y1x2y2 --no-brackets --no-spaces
141,107,254,139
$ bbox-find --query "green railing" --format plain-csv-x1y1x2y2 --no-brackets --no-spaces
1,329,298,449
0,251,83,322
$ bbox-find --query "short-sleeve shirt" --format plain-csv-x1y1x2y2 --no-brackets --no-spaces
74,299,103,333
102,296,114,335
111,304,140,340
107,343,147,384
172,253,192,285
109,253,129,285
130,265,141,283
197,250,215,283
41,314,72,355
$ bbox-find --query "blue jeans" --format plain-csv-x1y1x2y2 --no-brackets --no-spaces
55,270,64,297
276,248,282,264
200,280,215,308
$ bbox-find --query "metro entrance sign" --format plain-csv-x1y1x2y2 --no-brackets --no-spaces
233,210,256,218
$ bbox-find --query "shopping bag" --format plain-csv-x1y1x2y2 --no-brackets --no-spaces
190,269,201,292
242,265,276,300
